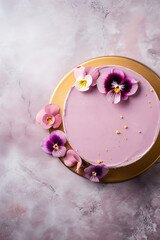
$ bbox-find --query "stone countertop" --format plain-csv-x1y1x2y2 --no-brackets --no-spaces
0,1,160,239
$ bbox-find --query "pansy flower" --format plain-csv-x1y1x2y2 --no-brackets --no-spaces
84,164,109,182
36,104,62,129
74,66,99,92
97,69,138,104
41,130,66,157
63,149,82,173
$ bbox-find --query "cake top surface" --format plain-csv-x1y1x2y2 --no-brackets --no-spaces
63,65,160,167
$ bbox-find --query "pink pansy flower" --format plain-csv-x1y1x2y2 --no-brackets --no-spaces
74,66,99,92
84,164,109,182
41,130,66,157
97,68,138,104
36,104,62,129
63,149,82,173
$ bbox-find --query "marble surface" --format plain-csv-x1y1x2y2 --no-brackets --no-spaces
0,0,160,239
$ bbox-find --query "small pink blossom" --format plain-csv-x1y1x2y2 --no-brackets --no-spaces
63,149,82,173
36,104,62,129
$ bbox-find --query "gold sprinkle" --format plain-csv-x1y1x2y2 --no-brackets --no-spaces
116,130,120,134
150,89,153,92
118,145,120,147
138,131,141,133
120,115,123,119
97,160,103,164
105,149,108,152
136,80,139,83
148,101,151,104
149,105,152,108
124,137,127,140
124,125,128,129
145,93,147,96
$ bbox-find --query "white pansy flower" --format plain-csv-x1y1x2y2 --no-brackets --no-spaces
74,74,92,92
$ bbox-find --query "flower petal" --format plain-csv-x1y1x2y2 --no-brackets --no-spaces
41,138,53,154
90,176,99,182
130,78,138,84
97,69,111,93
76,160,82,173
52,146,66,157
76,75,85,81
91,164,109,179
106,90,116,103
49,130,66,146
50,133,63,146
74,80,90,92
52,114,62,128
63,149,77,167
97,76,106,93
122,78,132,95
112,69,124,79
63,149,82,171
121,94,128,100
84,165,94,179
74,66,86,79
40,119,53,129
85,75,92,87
42,114,55,125
114,91,121,104
105,72,124,92
36,109,46,123
98,164,109,178
127,83,138,96
45,104,60,116
79,86,90,92
85,66,99,86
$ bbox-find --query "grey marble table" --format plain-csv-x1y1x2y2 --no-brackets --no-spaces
0,1,160,239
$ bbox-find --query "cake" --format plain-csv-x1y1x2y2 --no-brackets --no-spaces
36,63,160,182
63,65,160,169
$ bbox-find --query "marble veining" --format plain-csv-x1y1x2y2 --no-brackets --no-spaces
0,0,160,239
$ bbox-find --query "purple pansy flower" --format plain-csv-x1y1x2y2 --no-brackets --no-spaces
41,130,66,157
84,164,109,182
97,68,138,104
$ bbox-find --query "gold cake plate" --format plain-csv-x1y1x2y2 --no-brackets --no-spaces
50,56,160,182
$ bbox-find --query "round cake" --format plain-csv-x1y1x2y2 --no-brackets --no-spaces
63,65,160,168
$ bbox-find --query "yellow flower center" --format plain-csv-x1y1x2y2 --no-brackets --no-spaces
79,80,87,87
92,171,96,176
54,144,59,150
114,87,120,93
47,117,53,123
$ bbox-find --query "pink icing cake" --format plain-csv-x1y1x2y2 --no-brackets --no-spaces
63,65,160,168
